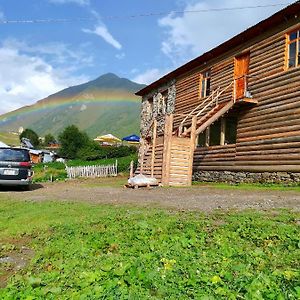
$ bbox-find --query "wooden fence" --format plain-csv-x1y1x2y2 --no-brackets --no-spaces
66,160,118,179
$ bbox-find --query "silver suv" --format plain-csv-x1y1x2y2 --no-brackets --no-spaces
0,147,33,189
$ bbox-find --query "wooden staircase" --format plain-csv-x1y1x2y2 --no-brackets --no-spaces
138,80,257,187
182,100,235,136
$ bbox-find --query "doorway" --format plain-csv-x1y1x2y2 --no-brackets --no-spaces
234,53,250,99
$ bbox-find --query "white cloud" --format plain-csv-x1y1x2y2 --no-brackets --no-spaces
82,8,122,50
3,39,93,68
49,0,89,6
132,68,170,85
159,0,283,65
83,25,122,50
0,41,89,114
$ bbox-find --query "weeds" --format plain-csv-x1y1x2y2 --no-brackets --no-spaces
0,199,299,299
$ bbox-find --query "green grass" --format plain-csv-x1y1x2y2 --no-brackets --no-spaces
193,181,300,192
0,197,299,299
0,132,19,146
32,154,137,182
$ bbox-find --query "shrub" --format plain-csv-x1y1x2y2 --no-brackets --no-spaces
77,145,137,161
58,125,90,159
105,145,137,158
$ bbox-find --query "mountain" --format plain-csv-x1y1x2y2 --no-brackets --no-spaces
0,73,145,139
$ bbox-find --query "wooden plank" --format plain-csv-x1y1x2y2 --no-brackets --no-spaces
150,119,157,177
162,114,173,186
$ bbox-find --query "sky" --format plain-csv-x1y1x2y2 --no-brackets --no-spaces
0,0,294,114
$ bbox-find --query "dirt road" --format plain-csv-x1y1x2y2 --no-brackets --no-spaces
1,178,300,212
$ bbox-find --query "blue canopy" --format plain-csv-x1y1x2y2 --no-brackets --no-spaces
122,134,140,142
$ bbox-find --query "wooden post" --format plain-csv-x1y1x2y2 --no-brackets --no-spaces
187,116,197,186
129,160,134,178
151,119,157,177
162,114,173,186
205,127,210,147
140,138,145,174
220,117,226,146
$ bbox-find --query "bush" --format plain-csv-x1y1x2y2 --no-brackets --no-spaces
77,145,137,161
58,125,90,159
105,145,137,158
77,141,103,161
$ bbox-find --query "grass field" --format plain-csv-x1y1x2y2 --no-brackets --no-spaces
0,132,19,146
0,197,299,299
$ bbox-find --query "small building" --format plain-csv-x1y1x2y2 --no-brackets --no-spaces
136,2,300,186
29,150,43,164
46,142,61,150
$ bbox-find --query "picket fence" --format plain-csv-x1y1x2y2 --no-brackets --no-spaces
66,160,118,179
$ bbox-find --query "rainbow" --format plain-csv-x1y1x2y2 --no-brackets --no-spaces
0,89,141,127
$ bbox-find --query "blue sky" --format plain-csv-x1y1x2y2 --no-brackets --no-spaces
0,0,292,113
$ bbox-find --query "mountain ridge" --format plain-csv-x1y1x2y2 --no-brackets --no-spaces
0,73,145,138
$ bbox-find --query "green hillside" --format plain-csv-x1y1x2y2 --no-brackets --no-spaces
0,131,20,146
0,73,145,139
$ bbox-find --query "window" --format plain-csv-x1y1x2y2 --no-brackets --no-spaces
199,70,211,98
225,117,238,144
287,29,300,69
209,119,221,146
198,130,207,147
197,117,237,147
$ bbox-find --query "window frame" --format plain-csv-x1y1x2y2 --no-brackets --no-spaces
285,27,300,70
197,117,237,148
199,69,211,98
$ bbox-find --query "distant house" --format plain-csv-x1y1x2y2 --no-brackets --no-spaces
46,142,61,150
136,2,300,186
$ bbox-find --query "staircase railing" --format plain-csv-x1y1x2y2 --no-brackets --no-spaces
178,81,234,136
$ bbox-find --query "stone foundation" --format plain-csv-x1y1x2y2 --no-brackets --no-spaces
193,170,300,184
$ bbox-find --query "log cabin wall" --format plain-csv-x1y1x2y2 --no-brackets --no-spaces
184,17,300,178
137,8,300,184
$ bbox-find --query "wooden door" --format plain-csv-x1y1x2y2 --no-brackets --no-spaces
162,115,196,186
234,53,250,99
168,137,192,186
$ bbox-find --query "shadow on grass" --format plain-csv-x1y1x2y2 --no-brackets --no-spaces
0,183,44,192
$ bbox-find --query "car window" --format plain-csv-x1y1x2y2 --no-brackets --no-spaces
0,148,30,162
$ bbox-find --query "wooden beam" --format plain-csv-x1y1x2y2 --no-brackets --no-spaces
195,100,234,135
140,138,145,174
220,117,226,146
151,119,157,177
205,127,210,147
187,116,197,186
162,114,173,186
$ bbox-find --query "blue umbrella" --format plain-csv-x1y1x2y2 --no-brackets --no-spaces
122,134,140,142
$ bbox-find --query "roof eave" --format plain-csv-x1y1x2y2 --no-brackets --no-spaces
135,1,300,97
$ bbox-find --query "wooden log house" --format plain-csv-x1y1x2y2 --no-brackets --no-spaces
136,2,300,186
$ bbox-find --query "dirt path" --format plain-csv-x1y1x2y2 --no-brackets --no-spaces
1,178,300,212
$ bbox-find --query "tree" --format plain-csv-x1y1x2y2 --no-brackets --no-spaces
44,133,56,146
58,125,90,159
20,128,40,148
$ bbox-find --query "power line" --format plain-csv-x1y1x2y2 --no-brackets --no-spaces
0,3,294,25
